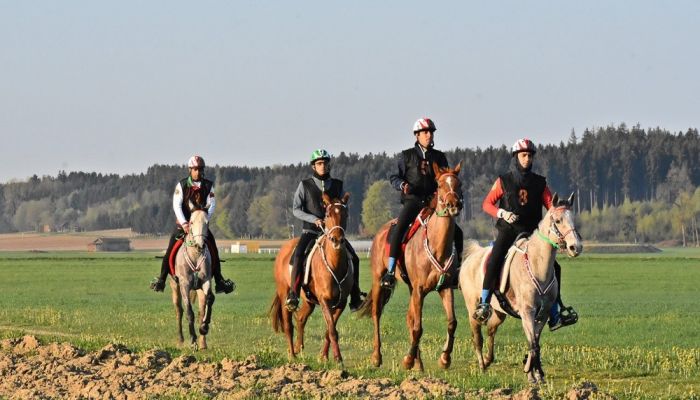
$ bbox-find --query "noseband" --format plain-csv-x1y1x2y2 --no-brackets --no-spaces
435,173,462,217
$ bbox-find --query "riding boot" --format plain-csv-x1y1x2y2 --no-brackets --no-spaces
349,254,366,311
381,257,397,289
150,232,178,292
209,240,234,294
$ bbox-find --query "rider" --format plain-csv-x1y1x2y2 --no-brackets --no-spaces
381,118,464,290
285,149,366,312
150,155,235,294
473,138,578,331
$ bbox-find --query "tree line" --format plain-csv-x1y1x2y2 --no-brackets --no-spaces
1,124,699,245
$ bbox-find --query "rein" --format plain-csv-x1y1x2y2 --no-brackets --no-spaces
312,201,351,309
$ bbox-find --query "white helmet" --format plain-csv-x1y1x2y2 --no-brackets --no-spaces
413,117,436,133
510,138,537,156
187,155,206,168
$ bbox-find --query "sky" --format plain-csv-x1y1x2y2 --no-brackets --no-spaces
1,1,699,183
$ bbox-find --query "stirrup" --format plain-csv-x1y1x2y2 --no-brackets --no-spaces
380,273,396,290
559,306,578,325
472,301,492,324
150,277,165,292
285,292,299,312
215,279,235,294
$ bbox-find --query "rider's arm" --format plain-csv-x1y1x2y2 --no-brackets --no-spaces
292,181,320,225
542,185,554,210
389,155,408,191
172,182,187,226
482,177,504,218
206,185,216,219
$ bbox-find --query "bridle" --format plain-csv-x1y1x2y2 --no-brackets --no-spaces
546,206,578,249
435,173,463,217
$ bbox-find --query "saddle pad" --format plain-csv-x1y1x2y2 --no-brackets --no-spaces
383,207,433,258
169,239,184,276
498,238,528,293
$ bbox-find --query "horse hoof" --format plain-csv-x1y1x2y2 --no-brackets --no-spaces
371,354,382,368
319,354,329,363
414,359,424,372
438,353,451,369
402,355,415,370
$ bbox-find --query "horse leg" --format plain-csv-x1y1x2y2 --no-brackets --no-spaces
281,293,296,360
318,300,342,365
180,284,197,349
469,315,486,371
196,290,207,350
438,288,457,369
484,311,505,368
171,281,184,346
403,290,425,371
294,301,315,354
199,280,215,334
521,309,546,383
370,282,386,367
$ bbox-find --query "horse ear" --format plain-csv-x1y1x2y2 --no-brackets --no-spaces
322,192,332,206
552,192,559,207
342,192,350,205
432,162,442,178
453,162,461,174
567,192,575,206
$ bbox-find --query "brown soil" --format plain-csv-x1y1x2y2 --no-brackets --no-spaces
0,336,611,400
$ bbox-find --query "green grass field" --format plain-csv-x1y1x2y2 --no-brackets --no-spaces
0,249,699,399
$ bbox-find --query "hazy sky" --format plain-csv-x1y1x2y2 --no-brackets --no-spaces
2,1,699,183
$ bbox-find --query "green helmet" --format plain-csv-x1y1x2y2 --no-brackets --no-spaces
310,149,331,165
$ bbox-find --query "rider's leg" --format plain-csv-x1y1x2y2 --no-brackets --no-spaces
151,229,180,292
287,232,315,309
549,259,578,330
473,227,517,322
207,231,235,294
345,241,365,310
383,199,422,288
449,225,464,288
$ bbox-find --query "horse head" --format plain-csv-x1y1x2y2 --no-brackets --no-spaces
432,162,463,217
188,209,209,251
322,192,349,250
544,192,582,257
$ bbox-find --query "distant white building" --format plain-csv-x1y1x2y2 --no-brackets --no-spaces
230,242,248,254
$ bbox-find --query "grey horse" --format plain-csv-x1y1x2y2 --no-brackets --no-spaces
459,193,582,383
169,209,215,350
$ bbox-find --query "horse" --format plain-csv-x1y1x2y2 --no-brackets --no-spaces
459,192,582,383
169,209,215,350
359,162,462,371
269,192,353,363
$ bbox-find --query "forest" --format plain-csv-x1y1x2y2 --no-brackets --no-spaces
2,124,699,245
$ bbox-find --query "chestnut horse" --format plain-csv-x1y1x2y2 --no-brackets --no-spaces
459,193,582,383
359,163,462,371
270,192,353,363
169,209,215,350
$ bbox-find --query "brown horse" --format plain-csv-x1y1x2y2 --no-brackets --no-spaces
359,162,462,371
269,192,353,363
459,193,582,383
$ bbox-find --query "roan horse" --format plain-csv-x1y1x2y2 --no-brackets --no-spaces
459,193,582,383
169,209,215,350
270,192,353,363
359,163,462,371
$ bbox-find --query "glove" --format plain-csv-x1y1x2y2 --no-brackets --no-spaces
497,209,519,224
401,182,412,195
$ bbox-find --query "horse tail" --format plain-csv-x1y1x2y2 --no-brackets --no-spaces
357,287,393,318
462,239,483,264
269,295,283,333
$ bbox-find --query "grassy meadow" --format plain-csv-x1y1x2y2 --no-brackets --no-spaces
0,249,698,399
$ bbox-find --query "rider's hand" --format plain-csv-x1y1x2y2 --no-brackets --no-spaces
401,182,411,195
181,222,190,233
314,219,324,228
497,209,519,224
